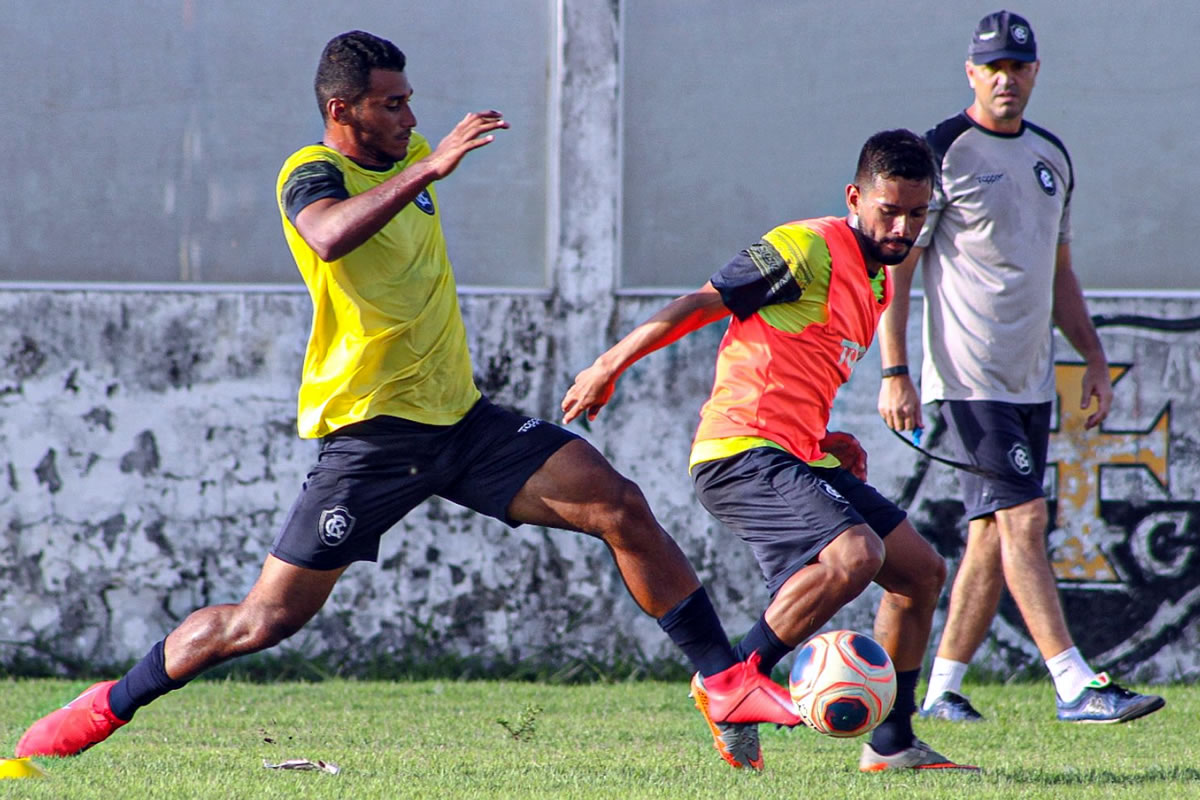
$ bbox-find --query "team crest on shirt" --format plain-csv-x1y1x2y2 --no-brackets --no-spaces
1033,161,1057,196
319,505,357,546
414,189,435,215
1007,442,1034,475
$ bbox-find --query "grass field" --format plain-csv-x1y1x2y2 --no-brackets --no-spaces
2,678,1197,799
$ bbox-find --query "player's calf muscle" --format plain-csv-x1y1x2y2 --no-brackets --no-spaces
169,604,301,675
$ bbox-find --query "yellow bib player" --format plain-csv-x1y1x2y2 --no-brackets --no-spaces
15,29,801,768
278,136,480,437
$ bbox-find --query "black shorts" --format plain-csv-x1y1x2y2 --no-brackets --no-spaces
691,447,907,595
270,397,580,570
940,399,1051,520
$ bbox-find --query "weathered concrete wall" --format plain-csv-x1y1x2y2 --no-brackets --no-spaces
4,1,1195,291
2,290,1198,682
0,288,618,673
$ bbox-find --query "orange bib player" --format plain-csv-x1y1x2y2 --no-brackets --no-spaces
563,129,979,773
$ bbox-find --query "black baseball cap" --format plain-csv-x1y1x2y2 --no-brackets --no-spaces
968,10,1037,64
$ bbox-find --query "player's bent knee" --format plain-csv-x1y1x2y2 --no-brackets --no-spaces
915,553,948,603
932,551,948,586
825,560,880,605
851,543,886,584
850,528,887,571
591,476,658,542
824,530,885,597
891,552,946,608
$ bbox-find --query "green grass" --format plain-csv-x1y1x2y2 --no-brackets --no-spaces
2,678,1196,799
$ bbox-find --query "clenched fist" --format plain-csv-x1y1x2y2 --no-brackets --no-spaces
820,431,867,482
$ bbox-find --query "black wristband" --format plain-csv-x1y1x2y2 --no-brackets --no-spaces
881,365,909,378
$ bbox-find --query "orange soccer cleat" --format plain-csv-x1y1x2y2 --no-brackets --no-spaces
688,652,801,769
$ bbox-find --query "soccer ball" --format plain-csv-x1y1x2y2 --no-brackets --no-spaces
788,629,896,737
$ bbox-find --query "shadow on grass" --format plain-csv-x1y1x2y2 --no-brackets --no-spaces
0,636,694,686
200,648,694,685
994,765,1200,785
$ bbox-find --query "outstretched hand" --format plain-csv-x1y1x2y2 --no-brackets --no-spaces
424,110,509,180
820,431,868,482
561,362,619,424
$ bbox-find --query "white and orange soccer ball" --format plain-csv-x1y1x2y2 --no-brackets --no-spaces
788,629,897,738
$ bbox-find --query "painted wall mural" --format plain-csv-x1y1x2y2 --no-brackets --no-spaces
891,312,1200,681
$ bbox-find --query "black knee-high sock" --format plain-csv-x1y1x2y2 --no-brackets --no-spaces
868,668,919,755
108,640,191,722
732,614,793,676
657,587,737,677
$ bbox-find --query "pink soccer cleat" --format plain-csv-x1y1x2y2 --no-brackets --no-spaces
16,680,127,757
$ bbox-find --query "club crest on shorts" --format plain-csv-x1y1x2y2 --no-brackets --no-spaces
318,505,356,546
414,189,435,215
817,479,847,504
1007,442,1033,475
1033,161,1056,196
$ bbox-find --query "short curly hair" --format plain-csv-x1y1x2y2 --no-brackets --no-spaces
854,129,936,188
314,30,407,120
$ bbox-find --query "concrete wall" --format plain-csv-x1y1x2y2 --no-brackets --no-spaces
3,287,1198,681
0,0,554,287
3,0,1197,290
620,0,1200,291
2,1,1199,683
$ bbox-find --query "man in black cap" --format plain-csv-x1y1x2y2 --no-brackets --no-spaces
876,11,1165,724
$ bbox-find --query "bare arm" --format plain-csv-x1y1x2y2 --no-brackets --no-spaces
876,246,924,432
295,111,509,261
561,283,731,424
1052,242,1112,428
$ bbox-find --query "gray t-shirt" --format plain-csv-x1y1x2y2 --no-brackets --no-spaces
916,113,1073,404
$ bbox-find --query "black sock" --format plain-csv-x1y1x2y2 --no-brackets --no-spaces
868,668,919,755
732,614,793,676
657,587,737,678
108,640,190,722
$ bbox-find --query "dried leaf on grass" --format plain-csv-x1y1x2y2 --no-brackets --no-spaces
262,758,340,775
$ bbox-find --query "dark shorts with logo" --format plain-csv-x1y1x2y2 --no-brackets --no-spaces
691,447,907,596
940,399,1051,521
270,397,580,570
